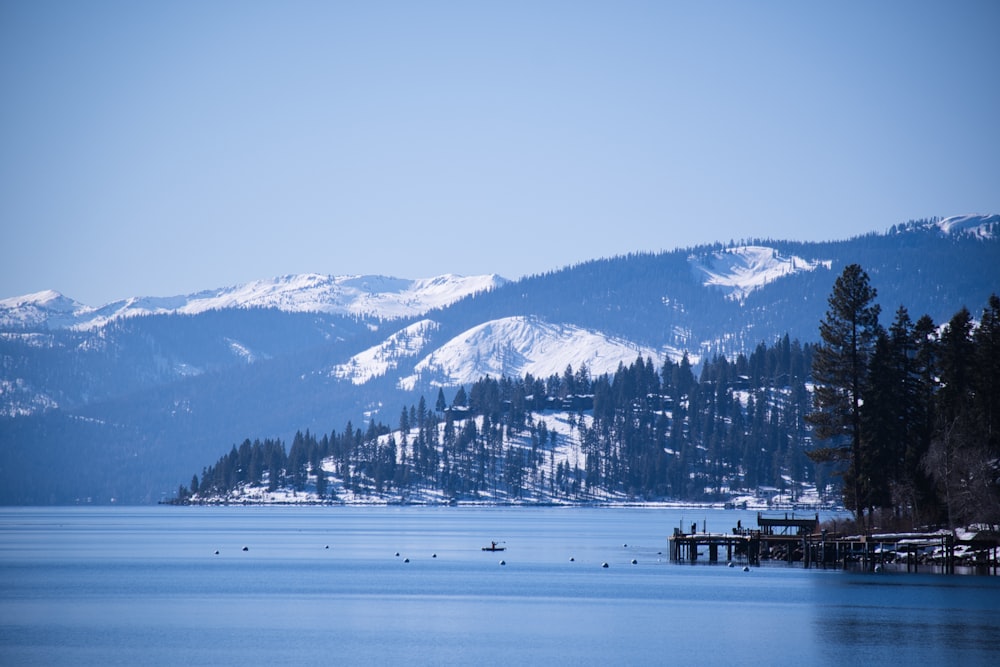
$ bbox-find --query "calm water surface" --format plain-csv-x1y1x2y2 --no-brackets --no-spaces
1,506,998,666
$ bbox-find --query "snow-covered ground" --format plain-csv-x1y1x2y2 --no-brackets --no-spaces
397,316,679,390
330,319,440,385
190,411,834,509
0,377,58,417
930,213,999,239
688,246,831,302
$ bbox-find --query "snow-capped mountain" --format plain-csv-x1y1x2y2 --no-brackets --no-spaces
688,246,832,301
0,290,89,330
2,215,998,504
0,273,507,331
397,316,674,391
329,316,674,391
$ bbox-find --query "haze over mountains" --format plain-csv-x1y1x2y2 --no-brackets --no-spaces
1,215,998,504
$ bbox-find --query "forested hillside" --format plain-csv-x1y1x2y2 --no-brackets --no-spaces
3,218,997,504
176,337,819,505
176,281,1000,530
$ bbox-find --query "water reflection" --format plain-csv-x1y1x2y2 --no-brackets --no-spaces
1,507,998,666
810,572,1000,663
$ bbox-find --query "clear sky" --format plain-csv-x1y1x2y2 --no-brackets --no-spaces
2,1,998,305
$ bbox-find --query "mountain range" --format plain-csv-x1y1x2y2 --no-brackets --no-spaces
0,273,507,331
1,214,998,504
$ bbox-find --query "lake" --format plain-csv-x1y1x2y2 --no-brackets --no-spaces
1,506,998,666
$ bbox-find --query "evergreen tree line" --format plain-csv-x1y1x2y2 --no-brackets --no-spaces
173,277,1000,525
807,263,1000,529
176,436,291,500
174,337,820,504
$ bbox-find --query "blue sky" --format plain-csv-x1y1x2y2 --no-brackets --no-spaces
2,1,998,305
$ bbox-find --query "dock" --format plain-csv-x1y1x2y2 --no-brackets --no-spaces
668,512,1000,574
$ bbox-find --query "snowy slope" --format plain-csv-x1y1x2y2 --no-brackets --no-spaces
398,316,676,390
688,246,831,301
932,214,999,239
0,290,90,330
0,376,59,418
891,213,999,239
330,319,440,385
0,273,507,330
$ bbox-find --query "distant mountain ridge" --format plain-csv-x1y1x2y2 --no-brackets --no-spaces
1,214,998,504
4,214,995,332
0,273,507,330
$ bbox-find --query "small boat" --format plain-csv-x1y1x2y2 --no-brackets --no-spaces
482,541,505,552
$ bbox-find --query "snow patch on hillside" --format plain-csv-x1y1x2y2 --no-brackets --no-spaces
933,214,999,239
688,246,831,301
331,319,440,385
226,338,269,364
0,377,59,417
398,316,672,390
892,214,999,239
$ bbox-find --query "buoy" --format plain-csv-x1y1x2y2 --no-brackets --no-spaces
874,564,882,573
569,557,575,562
743,566,750,572
325,545,329,549
242,546,249,552
214,550,219,555
623,543,628,548
631,559,638,565
602,562,609,568
727,561,734,568
395,552,400,557
432,554,437,558
499,560,506,566
403,558,410,563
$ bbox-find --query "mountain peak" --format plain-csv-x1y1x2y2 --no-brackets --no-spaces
0,290,90,329
396,316,676,391
0,289,76,309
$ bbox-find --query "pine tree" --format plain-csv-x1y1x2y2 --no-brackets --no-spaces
970,294,1000,522
972,295,1000,459
909,314,942,523
925,306,999,526
314,462,328,498
806,264,881,529
859,328,898,512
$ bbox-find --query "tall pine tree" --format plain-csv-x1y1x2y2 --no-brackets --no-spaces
806,264,881,529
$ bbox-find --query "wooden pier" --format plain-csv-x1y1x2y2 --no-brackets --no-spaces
668,529,760,565
668,513,1000,574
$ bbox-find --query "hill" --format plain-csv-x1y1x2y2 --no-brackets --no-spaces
1,215,997,504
